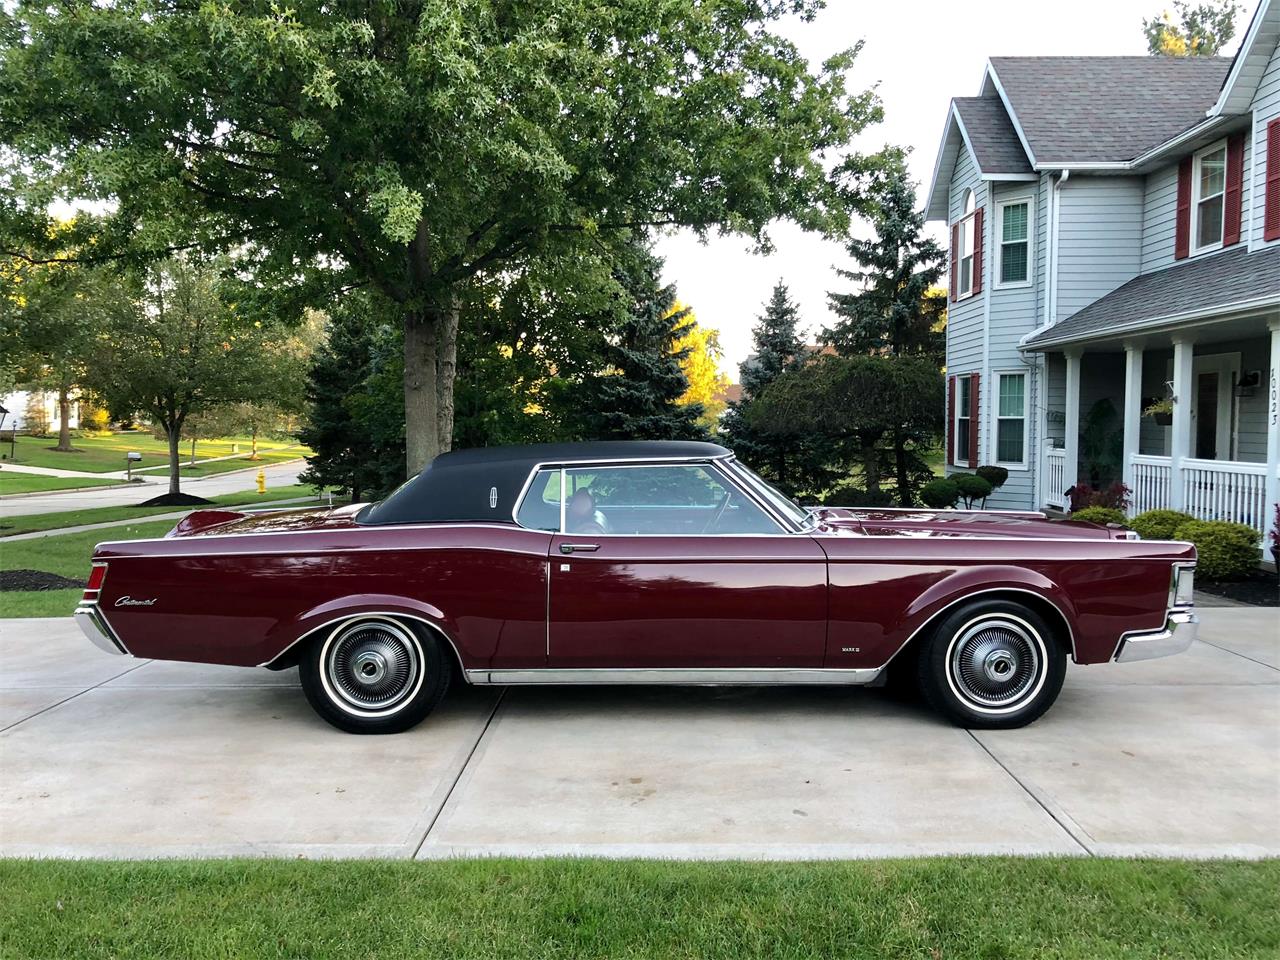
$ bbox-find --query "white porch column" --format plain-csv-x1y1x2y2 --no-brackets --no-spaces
1063,347,1082,499
1265,320,1280,544
1121,342,1143,510
1170,335,1194,511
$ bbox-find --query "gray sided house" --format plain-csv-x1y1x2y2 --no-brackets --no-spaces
925,0,1280,543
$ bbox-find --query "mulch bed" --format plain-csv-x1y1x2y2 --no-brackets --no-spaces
137,492,214,507
1196,571,1279,607
0,569,86,592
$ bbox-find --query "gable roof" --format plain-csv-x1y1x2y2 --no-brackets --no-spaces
1020,245,1280,349
1210,0,1280,115
953,98,1035,175
985,56,1232,166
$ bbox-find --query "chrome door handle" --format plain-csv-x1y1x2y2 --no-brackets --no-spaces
559,543,600,554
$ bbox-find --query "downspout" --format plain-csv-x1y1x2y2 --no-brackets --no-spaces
1047,169,1070,327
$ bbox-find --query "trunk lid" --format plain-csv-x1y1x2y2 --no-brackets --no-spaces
816,507,1128,540
169,502,366,538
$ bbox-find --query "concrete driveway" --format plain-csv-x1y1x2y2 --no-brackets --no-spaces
1,608,1276,859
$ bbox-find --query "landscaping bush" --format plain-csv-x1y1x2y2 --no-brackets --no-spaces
1066,481,1130,512
1129,509,1195,541
819,482,895,508
976,465,1009,492
920,478,960,509
953,473,993,508
1171,520,1261,581
1071,506,1127,527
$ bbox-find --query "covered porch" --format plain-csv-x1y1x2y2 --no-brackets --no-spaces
1033,321,1278,540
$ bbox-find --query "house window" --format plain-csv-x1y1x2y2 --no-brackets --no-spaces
954,375,972,466
995,373,1027,465
997,199,1031,286
1192,140,1227,253
956,189,977,298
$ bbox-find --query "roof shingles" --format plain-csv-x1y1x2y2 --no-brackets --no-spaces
953,97,1033,174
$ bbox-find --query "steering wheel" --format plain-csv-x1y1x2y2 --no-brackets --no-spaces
702,491,732,533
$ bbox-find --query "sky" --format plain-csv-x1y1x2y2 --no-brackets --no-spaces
656,0,1245,380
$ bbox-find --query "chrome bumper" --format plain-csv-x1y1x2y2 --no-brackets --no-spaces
1114,610,1198,663
74,604,129,656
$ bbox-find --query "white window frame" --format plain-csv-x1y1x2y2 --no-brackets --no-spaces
953,374,973,467
1190,138,1228,256
994,196,1034,289
991,370,1029,470
954,189,978,301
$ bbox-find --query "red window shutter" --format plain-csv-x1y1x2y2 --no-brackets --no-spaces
1266,118,1280,242
950,223,960,300
968,373,980,469
1175,155,1193,259
972,208,984,295
1223,133,1245,246
946,375,955,463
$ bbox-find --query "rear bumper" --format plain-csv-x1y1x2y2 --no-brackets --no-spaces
74,604,129,656
1114,610,1198,663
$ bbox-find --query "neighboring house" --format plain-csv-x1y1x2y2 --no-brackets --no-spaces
0,389,80,433
925,0,1280,541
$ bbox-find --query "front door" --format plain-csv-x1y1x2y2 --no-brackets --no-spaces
1191,353,1240,460
541,462,827,668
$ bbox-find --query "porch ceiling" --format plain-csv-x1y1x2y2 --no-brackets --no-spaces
1021,245,1280,352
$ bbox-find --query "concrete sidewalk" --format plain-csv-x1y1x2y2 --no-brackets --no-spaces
0,608,1275,860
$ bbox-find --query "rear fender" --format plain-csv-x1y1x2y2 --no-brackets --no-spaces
889,565,1081,664
260,594,463,672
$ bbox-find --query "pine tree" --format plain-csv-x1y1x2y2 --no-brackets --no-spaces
722,282,840,497
825,173,947,505
577,242,707,441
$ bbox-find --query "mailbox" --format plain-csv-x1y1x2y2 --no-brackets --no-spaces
126,452,143,462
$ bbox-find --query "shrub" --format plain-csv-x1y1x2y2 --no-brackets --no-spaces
1172,520,1261,581
1271,503,1280,570
820,482,894,508
920,478,960,509
953,473,993,508
976,465,1009,492
1067,481,1131,512
80,405,111,432
1129,509,1195,541
1071,506,1127,527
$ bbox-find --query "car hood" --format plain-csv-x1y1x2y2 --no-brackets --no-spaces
169,502,366,538
815,507,1126,540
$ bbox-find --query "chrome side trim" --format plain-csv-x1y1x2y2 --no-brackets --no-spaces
257,610,465,675
464,667,883,686
74,604,130,656
1114,611,1198,663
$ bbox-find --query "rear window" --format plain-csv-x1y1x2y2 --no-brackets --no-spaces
515,468,561,532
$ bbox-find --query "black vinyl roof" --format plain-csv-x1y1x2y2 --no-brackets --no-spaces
358,441,731,525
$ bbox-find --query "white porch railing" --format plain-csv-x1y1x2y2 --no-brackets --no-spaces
1127,454,1270,538
1130,455,1173,516
1044,448,1066,509
1181,458,1269,535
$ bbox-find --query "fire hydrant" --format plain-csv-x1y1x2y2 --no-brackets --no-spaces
256,468,266,495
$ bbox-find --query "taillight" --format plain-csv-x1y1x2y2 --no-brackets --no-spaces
84,562,107,601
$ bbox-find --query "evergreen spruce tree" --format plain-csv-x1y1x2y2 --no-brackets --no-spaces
578,242,707,441
824,173,947,505
722,282,840,497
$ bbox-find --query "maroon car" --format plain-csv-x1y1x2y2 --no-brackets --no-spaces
75,441,1197,733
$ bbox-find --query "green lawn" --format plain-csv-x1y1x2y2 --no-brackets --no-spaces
0,857,1275,959
0,430,305,474
0,473,125,496
0,484,325,538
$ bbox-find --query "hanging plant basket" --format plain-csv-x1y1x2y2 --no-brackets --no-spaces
1152,411,1173,426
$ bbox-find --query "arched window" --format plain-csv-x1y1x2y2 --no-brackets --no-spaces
962,188,975,216
955,189,979,298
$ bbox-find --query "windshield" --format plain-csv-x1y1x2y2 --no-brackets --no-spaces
725,459,814,530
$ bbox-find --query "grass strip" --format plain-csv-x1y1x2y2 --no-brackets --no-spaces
0,474,125,496
0,857,1276,959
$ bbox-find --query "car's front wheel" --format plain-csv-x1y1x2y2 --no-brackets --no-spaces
299,616,450,734
916,598,1066,729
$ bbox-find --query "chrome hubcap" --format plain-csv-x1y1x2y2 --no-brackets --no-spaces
322,620,421,716
948,617,1043,711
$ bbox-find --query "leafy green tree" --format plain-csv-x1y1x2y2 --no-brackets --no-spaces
825,172,946,504
298,294,406,502
575,240,707,442
1,0,890,475
84,258,296,496
1144,1,1240,56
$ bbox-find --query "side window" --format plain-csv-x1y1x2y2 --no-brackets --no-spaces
562,464,778,535
514,468,561,532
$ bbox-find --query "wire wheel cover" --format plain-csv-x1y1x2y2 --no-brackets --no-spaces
948,617,1043,710
323,620,421,715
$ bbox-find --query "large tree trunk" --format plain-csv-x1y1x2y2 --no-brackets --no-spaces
55,381,73,452
166,425,182,496
403,296,461,476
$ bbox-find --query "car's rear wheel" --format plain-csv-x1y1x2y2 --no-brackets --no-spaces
916,598,1066,729
299,616,450,734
